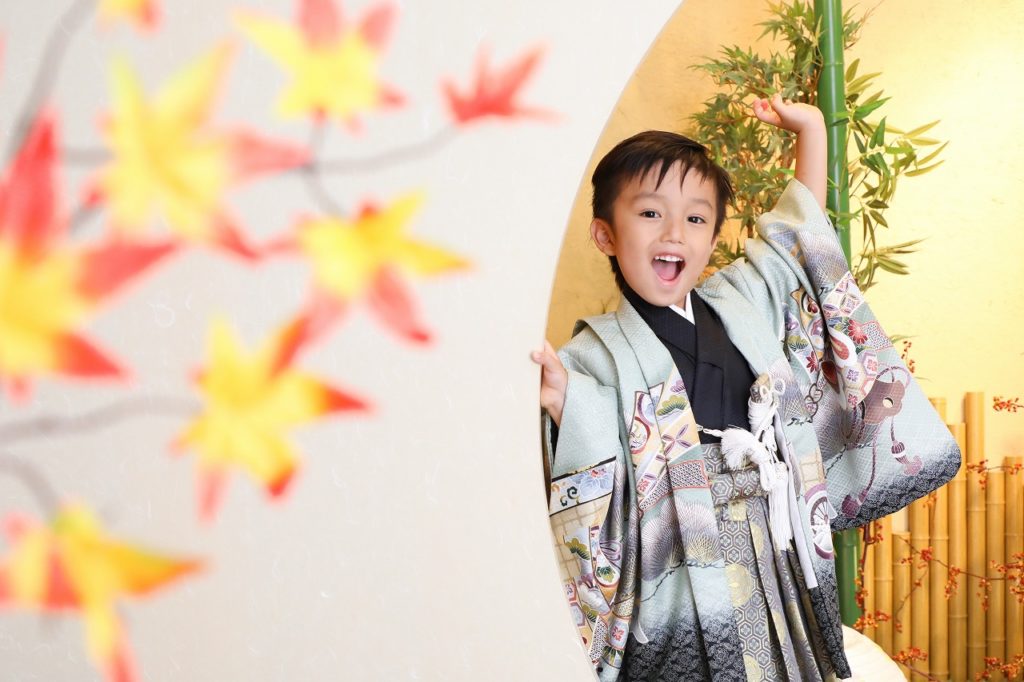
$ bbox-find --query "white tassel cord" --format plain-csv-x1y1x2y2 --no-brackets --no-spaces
704,426,794,551
703,377,794,552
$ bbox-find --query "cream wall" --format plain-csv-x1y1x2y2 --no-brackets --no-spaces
547,0,1024,457
847,1,1024,456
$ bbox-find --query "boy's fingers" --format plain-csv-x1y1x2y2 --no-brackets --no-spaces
531,348,554,369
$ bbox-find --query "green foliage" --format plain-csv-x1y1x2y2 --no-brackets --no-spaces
689,0,944,292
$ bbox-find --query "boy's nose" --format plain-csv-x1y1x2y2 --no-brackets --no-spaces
663,220,687,243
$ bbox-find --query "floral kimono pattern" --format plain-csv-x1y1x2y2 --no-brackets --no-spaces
544,179,960,681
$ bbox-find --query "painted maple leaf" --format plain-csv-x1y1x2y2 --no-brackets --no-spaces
236,0,404,128
0,111,175,401
87,43,308,258
98,0,160,31
443,45,555,125
174,317,369,521
269,192,469,346
0,504,202,682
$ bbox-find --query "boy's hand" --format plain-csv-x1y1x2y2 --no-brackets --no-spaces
752,93,827,210
752,93,824,135
531,340,568,428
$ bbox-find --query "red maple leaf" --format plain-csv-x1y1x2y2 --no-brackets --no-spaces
0,111,175,400
443,45,556,125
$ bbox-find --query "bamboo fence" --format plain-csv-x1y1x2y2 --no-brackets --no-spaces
857,392,1023,681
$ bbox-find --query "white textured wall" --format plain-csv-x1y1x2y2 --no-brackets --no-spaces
0,1,679,679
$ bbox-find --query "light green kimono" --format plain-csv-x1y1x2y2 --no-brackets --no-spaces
544,179,960,681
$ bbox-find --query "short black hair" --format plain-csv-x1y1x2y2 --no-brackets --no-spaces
591,131,734,292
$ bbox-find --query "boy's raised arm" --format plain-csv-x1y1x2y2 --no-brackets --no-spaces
753,93,827,210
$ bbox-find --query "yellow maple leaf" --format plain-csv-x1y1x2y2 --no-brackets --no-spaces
0,505,202,682
236,0,403,127
175,318,368,520
294,192,469,343
89,43,307,257
97,0,160,31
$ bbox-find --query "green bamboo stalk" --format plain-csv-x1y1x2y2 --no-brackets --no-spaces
815,0,851,263
834,527,862,626
816,0,860,628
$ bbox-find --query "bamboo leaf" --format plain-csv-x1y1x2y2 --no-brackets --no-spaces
917,141,948,166
845,57,860,81
846,71,882,94
854,97,890,120
854,132,867,154
870,117,887,148
877,259,909,275
901,120,941,139
905,160,945,176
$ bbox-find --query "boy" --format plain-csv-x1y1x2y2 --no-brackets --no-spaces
532,96,959,681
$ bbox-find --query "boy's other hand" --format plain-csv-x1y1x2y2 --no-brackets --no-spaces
752,93,824,135
531,340,568,427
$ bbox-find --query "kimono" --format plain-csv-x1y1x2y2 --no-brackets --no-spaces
543,179,961,681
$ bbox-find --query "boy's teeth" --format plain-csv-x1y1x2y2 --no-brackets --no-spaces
652,257,684,281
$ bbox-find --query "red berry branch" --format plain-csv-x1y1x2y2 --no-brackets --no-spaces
994,396,1023,413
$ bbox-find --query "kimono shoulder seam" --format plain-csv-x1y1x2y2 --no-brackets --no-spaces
558,317,620,389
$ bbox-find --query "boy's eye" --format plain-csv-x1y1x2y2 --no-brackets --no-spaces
640,210,660,218
688,216,707,224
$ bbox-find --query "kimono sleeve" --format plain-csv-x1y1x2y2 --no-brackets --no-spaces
543,338,624,481
726,179,960,530
542,327,638,674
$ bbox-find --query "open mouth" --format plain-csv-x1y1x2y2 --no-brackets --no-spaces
652,255,684,283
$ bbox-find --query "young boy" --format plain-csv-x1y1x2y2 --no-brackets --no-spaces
532,96,959,681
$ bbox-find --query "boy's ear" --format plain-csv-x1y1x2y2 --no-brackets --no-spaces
590,218,615,256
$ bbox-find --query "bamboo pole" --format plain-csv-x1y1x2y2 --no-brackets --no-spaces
949,422,968,682
836,529,861,626
966,392,985,462
894,530,913,680
988,469,1007,679
814,0,850,259
966,392,987,680
814,0,860,626
875,514,895,654
910,495,931,677
863,522,876,639
927,391,949,681
1006,456,1023,669
931,485,950,680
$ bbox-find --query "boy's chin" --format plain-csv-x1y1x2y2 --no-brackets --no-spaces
637,284,693,308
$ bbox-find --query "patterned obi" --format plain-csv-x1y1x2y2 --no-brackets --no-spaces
703,443,770,513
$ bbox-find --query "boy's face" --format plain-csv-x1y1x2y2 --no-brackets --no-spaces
592,161,719,308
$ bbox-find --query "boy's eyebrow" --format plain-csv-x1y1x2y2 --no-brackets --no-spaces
630,191,667,202
630,191,714,210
